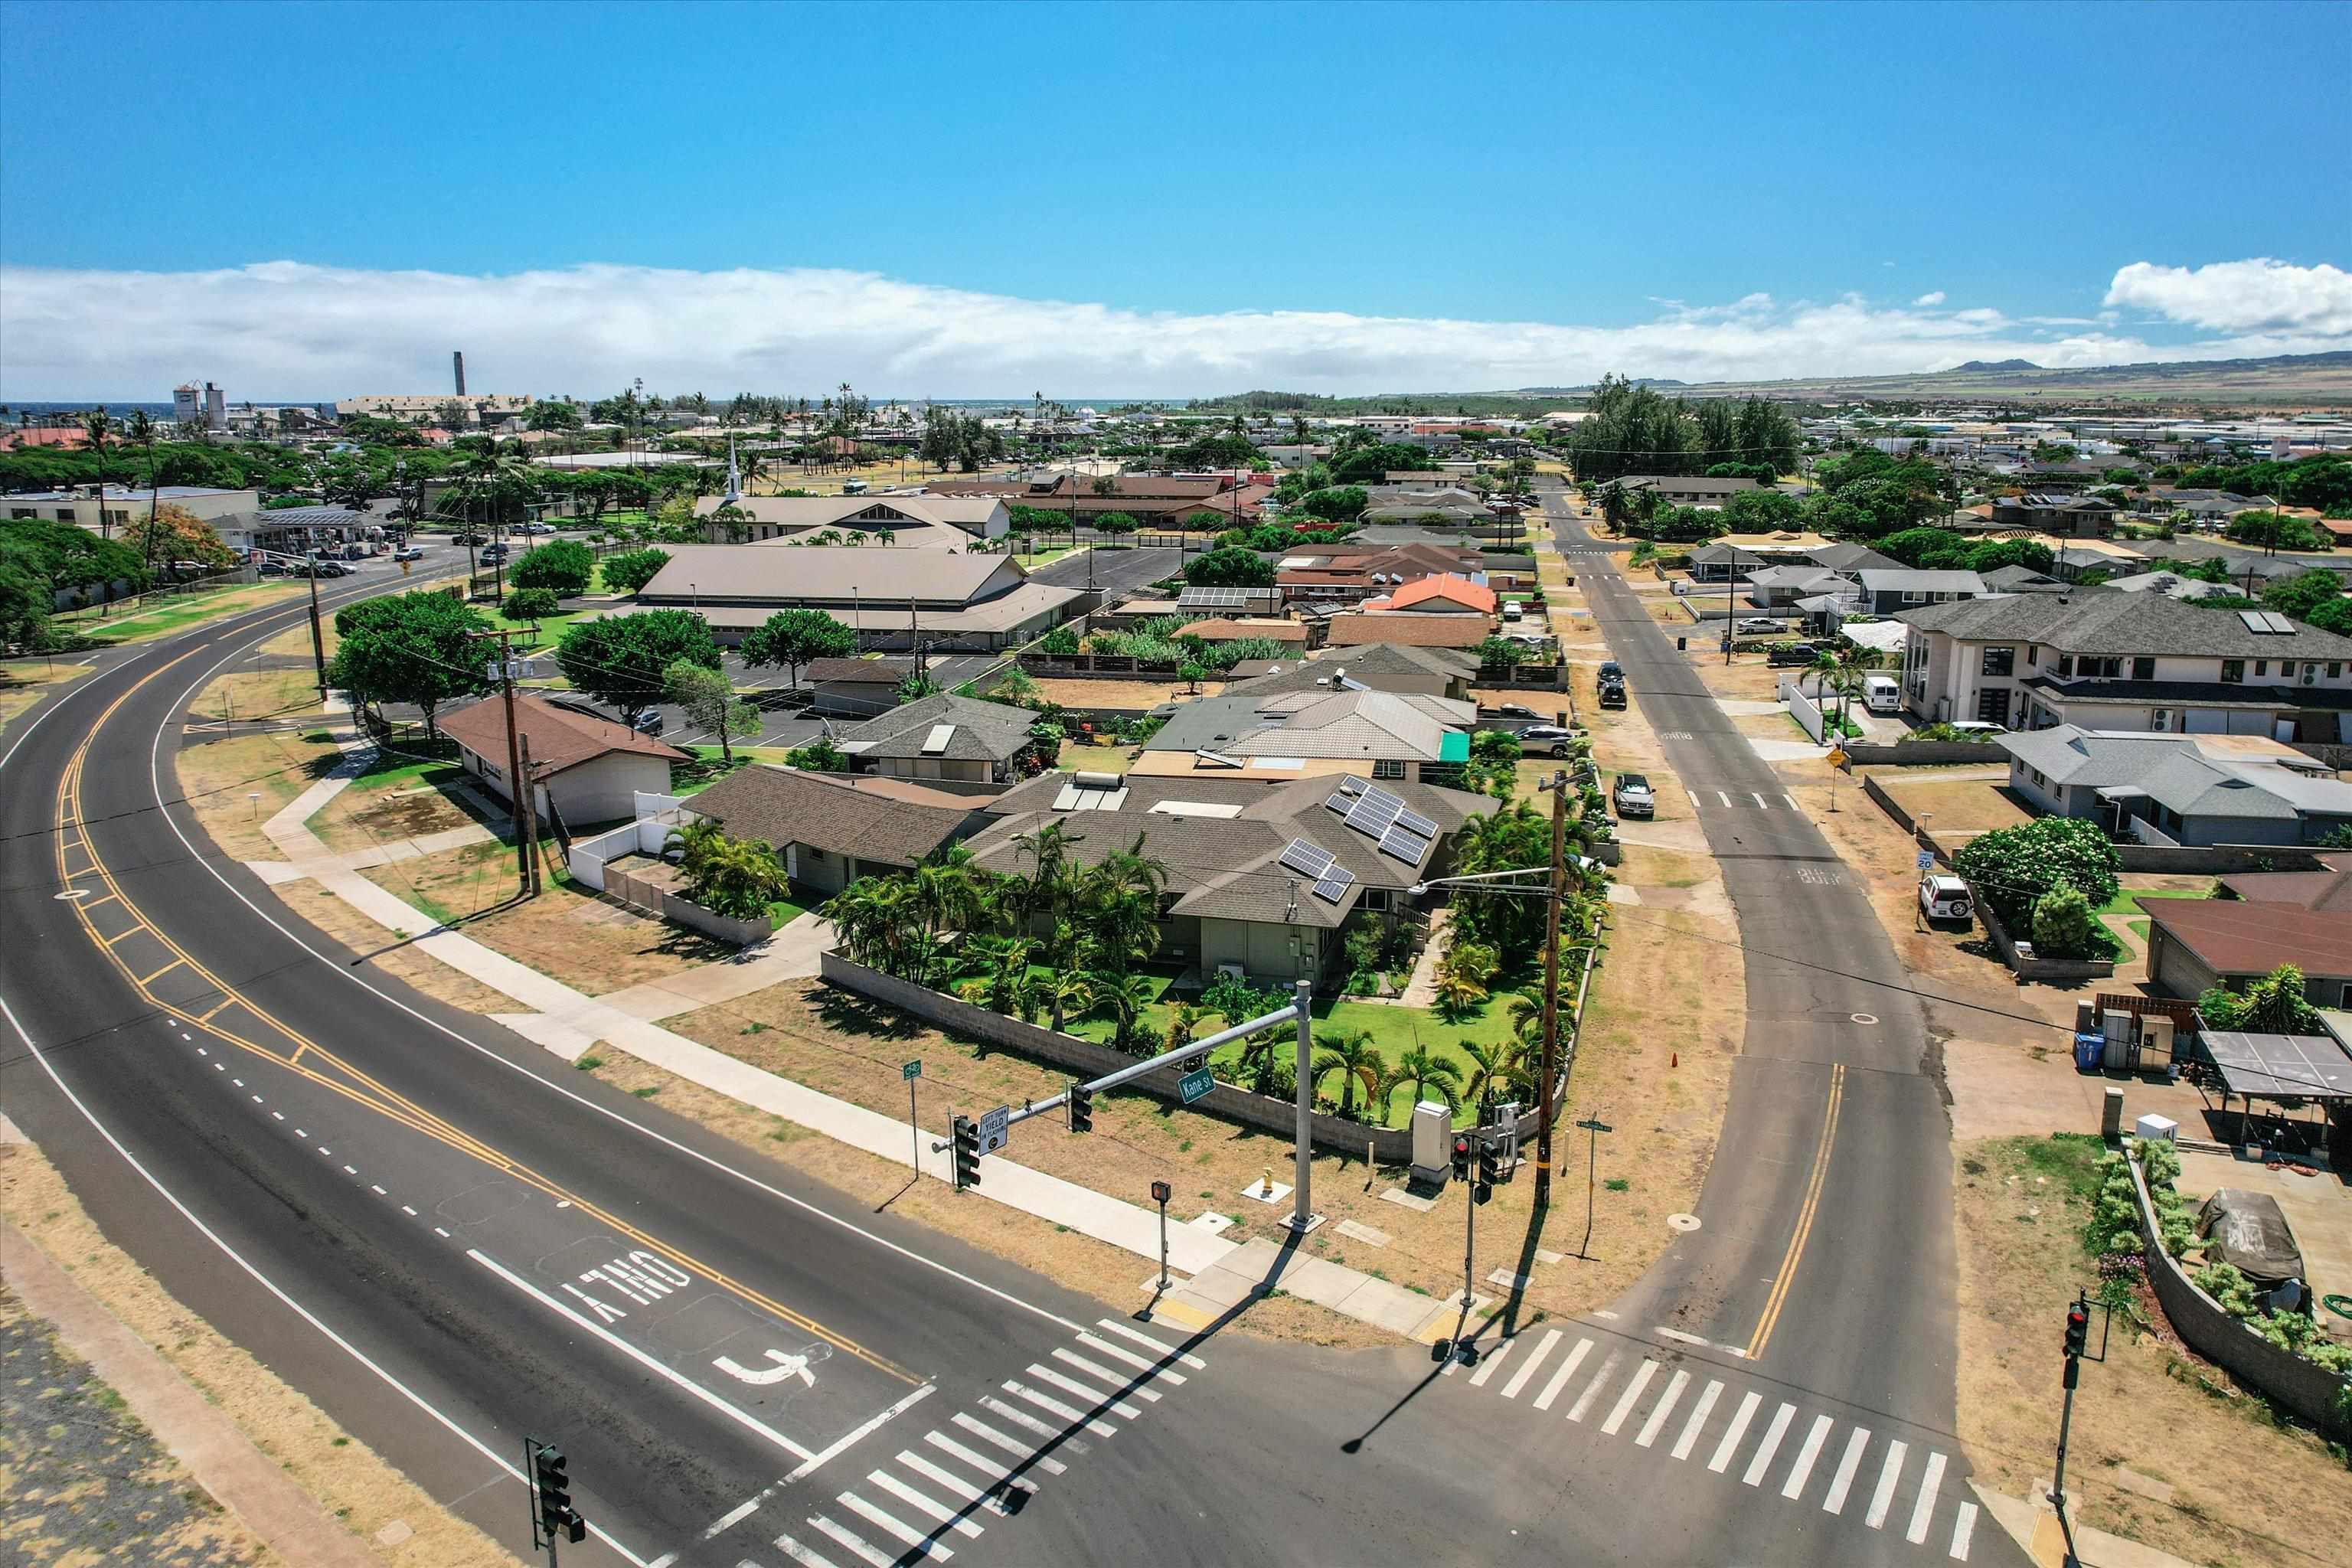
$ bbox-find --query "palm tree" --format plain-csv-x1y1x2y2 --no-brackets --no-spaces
1046,969,1093,1034
1597,480,1629,537
675,832,786,921
1312,1029,1383,1119
1234,1026,1283,1094
1380,1047,1465,1123
124,410,163,575
1092,971,1158,1050
1460,1037,1530,1109
1505,987,1548,1050
1166,1002,1200,1051
81,409,114,535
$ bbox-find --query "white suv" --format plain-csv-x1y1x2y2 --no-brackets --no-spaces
1918,874,1972,923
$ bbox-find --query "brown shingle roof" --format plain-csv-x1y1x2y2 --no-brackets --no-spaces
807,657,913,684
438,695,686,779
687,765,977,867
1325,614,1494,648
2215,864,2352,912
2148,900,2352,982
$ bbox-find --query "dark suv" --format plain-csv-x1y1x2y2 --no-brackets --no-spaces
1766,642,1820,667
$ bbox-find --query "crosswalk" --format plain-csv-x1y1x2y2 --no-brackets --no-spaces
1452,1328,1979,1559
1685,786,1804,812
752,1318,1204,1568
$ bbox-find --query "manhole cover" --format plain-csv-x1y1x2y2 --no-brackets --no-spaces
1850,1013,1878,1025
1667,1213,1702,1233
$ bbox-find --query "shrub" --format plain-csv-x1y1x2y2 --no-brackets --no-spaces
2029,884,2099,959
509,537,595,596
1954,816,2120,931
503,586,560,619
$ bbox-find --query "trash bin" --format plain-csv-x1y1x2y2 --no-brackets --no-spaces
1677,636,1687,650
2074,1033,2105,1073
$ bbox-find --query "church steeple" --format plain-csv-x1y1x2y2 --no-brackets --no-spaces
724,435,742,502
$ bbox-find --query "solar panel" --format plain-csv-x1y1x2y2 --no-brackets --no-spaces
1311,867,1356,903
1279,838,1334,880
1377,825,1432,864
1325,791,1354,814
1395,806,1439,838
1338,777,1366,796
1344,784,1406,837
2236,609,2268,633
2264,611,2298,634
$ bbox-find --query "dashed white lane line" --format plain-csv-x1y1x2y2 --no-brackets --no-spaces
1686,789,1702,810
1742,1401,1796,1487
1599,1357,1657,1436
1782,792,1800,809
1750,791,1769,809
369,1184,387,1195
1907,1450,1947,1544
1466,1338,1511,1387
433,1227,451,1238
270,1112,284,1120
1670,1378,1722,1462
212,1062,224,1071
250,1095,263,1104
1781,1413,1833,1498
1565,1349,1619,1423
1822,1426,1870,1514
1717,790,1733,808
401,1204,417,1216
1864,1439,1909,1530
1500,1329,1560,1399
867,1470,982,1538
342,1165,358,1175
1534,1337,1590,1411
231,1078,243,1086
1634,1367,1687,1448
1949,1499,1979,1560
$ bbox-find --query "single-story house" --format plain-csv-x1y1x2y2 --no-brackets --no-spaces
1364,573,1498,615
1802,543,1903,573
1325,612,1495,650
965,770,1495,986
1174,584,1285,617
1853,569,1987,615
2146,900,2352,1011
681,763,985,896
2215,864,2351,912
1687,543,1774,583
1978,564,2069,594
1998,726,2352,848
692,492,1010,545
837,691,1040,784
439,694,686,826
806,657,916,717
2105,570,2245,603
1746,565,1854,608
1619,475,1762,508
1223,643,1479,701
630,546,1080,652
2053,545,2151,583
1135,686,1475,782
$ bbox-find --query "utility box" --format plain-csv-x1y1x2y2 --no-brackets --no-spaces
1410,1101,1453,1187
2135,1113,2178,1144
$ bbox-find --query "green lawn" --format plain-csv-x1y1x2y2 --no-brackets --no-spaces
672,746,796,796
348,753,465,794
2095,886,2210,920
50,581,305,645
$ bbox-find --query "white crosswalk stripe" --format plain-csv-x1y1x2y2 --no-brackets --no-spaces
1466,1338,1512,1387
1004,1379,1118,1437
1865,1439,1909,1530
1742,1403,1796,1487
980,1394,1086,1452
1076,1331,1186,1384
772,1532,838,1568
1908,1451,1947,1544
1054,1348,1159,1399
1500,1330,1559,1399
1566,1349,1621,1423
1091,1318,1205,1369
953,1411,1067,1475
808,1515,895,1568
897,1452,995,1511
1634,1368,1688,1448
926,1429,1023,1485
1781,1413,1833,1499
867,1471,984,1538
836,1492,952,1561
1709,1390,1761,1474
1600,1358,1658,1436
1950,1500,1979,1560
1534,1337,1590,1411
1822,1427,1870,1514
1029,1364,1142,1419
1670,1379,1721,1462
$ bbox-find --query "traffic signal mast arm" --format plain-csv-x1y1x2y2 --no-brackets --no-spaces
997,994,1305,1132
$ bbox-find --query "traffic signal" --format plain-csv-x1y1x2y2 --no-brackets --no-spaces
952,1116,982,1189
1451,1135,1472,1182
2063,1302,2089,1360
1478,1136,1501,1187
531,1442,586,1544
1068,1083,1093,1134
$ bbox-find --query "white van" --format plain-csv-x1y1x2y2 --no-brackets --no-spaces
1864,675,1901,714
1502,600,1524,622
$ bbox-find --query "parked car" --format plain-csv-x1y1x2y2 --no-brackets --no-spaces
1517,724,1579,756
1611,773,1655,818
257,559,286,576
1736,617,1782,634
1596,681,1628,710
1918,874,1972,923
1481,702,1538,720
1766,642,1820,667
631,710,665,736
1949,719,2007,736
1597,660,1623,684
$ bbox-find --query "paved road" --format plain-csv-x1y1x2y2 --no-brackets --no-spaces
1,537,2021,1566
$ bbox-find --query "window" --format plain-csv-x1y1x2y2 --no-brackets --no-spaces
2027,645,2040,667
1981,646,2015,677
2255,661,2269,678
2220,659,2244,684
1372,758,1406,779
2028,766,2047,789
2056,655,2073,678
2132,657,2155,681
2331,662,2344,678
1901,590,1926,605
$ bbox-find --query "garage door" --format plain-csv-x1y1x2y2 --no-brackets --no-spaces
2183,708,2226,733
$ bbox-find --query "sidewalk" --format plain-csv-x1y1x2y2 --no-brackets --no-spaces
248,738,1472,1343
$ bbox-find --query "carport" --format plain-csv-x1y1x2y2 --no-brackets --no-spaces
2192,1027,2352,1158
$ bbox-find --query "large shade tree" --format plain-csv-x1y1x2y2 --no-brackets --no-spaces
555,608,720,724
739,607,857,688
325,590,494,735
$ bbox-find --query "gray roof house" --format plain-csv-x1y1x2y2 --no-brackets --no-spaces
965,772,1495,987
1853,568,1988,615
1135,687,1475,783
1746,565,1854,608
1802,543,1903,573
2104,570,2244,603
632,547,1079,650
1999,726,2352,848
1223,644,1479,702
1896,588,2352,738
1990,492,2118,537
1978,564,2069,593
836,691,1040,784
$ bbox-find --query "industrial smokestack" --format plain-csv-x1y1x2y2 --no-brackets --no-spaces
452,351,467,396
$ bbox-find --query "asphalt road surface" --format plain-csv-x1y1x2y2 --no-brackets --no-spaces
0,549,2022,1566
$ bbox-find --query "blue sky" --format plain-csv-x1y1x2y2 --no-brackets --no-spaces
2,1,2347,397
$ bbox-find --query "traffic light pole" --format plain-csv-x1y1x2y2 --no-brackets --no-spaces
2049,1294,2098,1568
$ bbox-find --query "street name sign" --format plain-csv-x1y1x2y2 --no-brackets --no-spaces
1178,1067,1216,1105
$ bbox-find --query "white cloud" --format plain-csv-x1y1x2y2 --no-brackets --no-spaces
0,259,2345,400
1913,291,1945,307
2104,257,2352,336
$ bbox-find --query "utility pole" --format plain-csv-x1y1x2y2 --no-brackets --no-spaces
470,626,541,894
1534,766,1568,1204
517,732,544,894
304,552,328,698
1289,977,1314,1234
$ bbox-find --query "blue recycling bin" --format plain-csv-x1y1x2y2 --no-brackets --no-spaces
2074,1033,2105,1073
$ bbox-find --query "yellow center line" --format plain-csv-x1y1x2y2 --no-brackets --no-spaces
1744,1063,1844,1361
47,651,918,1386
